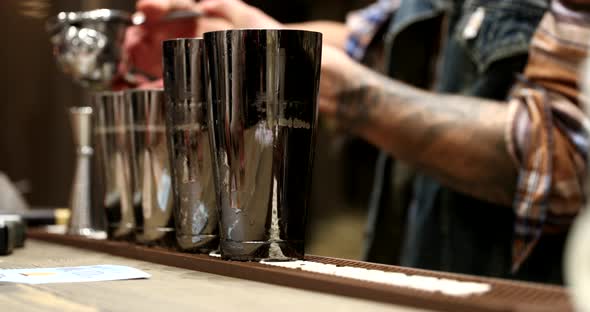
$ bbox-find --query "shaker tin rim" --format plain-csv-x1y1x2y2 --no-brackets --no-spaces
203,28,323,35
92,90,124,97
203,28,323,38
163,37,204,44
69,106,94,115
124,88,164,95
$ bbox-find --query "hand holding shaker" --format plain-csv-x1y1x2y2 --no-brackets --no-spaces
126,89,175,245
204,30,322,260
163,38,218,252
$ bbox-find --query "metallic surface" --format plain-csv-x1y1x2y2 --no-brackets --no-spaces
132,10,202,26
47,9,204,90
204,29,322,260
47,9,131,90
67,106,107,239
93,91,137,239
163,39,218,252
126,89,175,245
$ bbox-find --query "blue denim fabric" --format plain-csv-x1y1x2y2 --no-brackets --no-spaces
365,0,561,283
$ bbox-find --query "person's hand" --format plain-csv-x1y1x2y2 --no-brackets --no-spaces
319,45,362,117
196,0,282,29
124,0,199,81
123,0,282,89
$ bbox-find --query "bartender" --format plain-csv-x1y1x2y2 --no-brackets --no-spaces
124,0,590,284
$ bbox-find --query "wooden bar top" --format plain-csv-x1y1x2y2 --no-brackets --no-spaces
0,240,426,312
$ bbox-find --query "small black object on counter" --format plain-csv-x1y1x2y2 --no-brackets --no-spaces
22,208,70,227
0,219,15,255
0,215,26,250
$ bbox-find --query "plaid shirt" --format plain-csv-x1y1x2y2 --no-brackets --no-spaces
506,0,590,271
348,0,590,272
345,0,400,60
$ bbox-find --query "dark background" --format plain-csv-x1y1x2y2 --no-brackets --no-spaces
0,0,375,258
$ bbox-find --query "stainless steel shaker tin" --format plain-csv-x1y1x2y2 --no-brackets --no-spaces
204,29,323,260
92,91,138,239
126,88,175,245
163,38,218,252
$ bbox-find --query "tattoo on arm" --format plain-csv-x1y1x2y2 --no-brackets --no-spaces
336,80,378,130
335,65,517,205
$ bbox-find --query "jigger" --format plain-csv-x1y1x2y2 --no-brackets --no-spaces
67,107,107,239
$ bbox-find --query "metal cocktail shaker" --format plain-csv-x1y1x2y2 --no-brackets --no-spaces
126,89,175,245
67,106,107,239
204,29,323,260
46,9,203,90
47,9,132,90
93,91,138,239
163,38,218,252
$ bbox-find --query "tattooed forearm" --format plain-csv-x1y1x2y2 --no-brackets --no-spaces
335,64,517,205
336,79,379,129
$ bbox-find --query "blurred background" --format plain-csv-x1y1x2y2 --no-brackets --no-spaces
0,0,377,259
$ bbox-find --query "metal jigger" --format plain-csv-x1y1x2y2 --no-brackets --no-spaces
67,107,107,239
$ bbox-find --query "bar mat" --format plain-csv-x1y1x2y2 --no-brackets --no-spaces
27,231,572,312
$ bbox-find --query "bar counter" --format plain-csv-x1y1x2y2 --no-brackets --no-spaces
0,232,574,312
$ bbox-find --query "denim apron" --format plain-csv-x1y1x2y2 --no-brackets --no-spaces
364,0,563,284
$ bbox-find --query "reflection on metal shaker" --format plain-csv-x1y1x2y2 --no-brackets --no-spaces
163,39,218,252
204,29,323,260
92,91,137,239
126,89,175,245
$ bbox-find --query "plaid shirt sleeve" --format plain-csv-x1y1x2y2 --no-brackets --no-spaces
506,0,590,272
345,0,401,61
